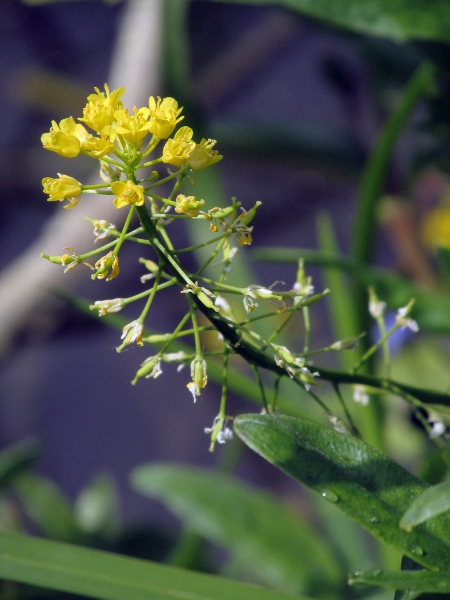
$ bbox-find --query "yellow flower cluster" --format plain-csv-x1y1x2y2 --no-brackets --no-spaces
41,84,223,210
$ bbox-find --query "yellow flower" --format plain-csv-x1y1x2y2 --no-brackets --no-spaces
111,180,145,209
42,117,115,159
82,135,116,158
236,230,252,246
79,83,125,134
162,126,195,166
93,251,120,281
421,205,450,250
41,119,81,158
114,107,150,147
189,138,223,170
148,96,183,139
175,194,205,217
42,174,82,203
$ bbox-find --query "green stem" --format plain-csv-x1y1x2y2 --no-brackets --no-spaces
138,268,162,324
251,365,269,413
174,231,231,255
333,383,361,438
114,205,136,256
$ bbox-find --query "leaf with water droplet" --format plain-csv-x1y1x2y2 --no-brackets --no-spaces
411,545,424,557
321,491,339,503
234,414,450,571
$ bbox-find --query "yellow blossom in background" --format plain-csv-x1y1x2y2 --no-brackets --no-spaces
189,138,223,171
41,119,81,158
162,126,195,166
79,84,125,135
114,107,150,147
175,194,205,217
111,180,145,209
42,174,82,202
148,96,183,139
421,204,450,250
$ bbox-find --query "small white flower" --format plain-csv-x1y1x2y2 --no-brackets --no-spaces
428,413,446,439
369,299,386,319
396,306,419,332
293,280,315,298
163,351,188,362
141,356,163,379
92,220,116,242
353,385,370,406
243,291,258,313
90,298,124,317
298,366,319,391
217,427,233,444
121,320,144,344
204,418,234,446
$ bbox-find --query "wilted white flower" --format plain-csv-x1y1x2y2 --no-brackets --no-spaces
90,297,124,317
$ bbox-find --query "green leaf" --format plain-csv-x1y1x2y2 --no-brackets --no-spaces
0,438,41,489
206,0,450,44
131,463,341,596
349,569,450,593
400,482,450,531
74,473,121,539
0,532,312,600
234,414,450,571
13,473,86,544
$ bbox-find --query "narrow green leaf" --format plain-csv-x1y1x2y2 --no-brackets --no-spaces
207,0,450,44
234,414,450,571
13,473,86,544
349,569,450,593
0,532,312,600
350,62,435,341
0,438,41,489
400,482,450,531
316,212,359,354
131,463,341,595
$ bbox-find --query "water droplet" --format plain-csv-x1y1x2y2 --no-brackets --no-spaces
321,490,339,503
370,516,378,523
411,545,424,556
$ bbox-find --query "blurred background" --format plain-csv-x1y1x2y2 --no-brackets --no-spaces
1,0,450,594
